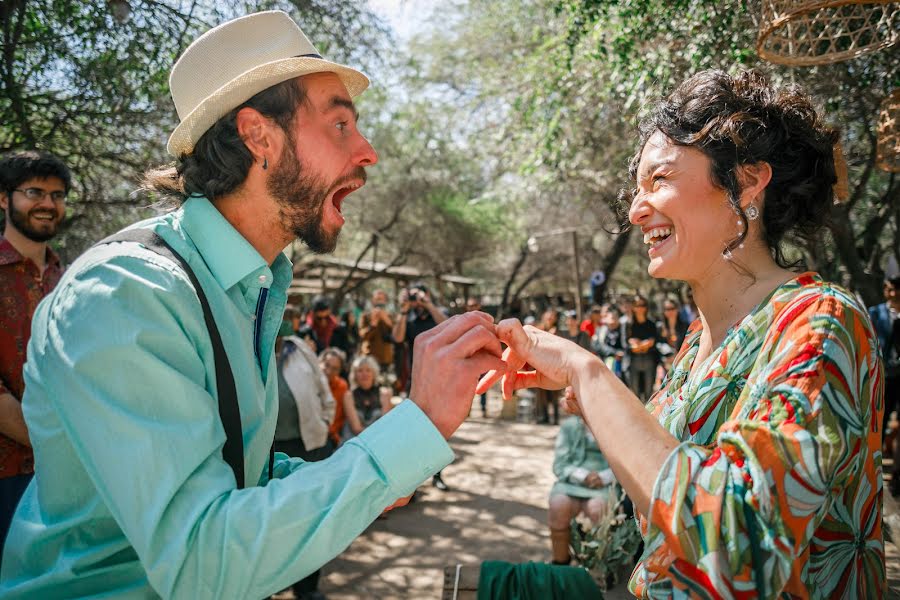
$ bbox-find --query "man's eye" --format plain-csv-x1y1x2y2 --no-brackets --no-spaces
335,121,347,132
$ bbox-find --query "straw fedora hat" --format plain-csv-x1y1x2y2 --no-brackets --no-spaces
166,10,369,156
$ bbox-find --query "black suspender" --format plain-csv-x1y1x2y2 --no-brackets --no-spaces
96,228,268,489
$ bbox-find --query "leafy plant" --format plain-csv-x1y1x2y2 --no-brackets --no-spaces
568,492,642,588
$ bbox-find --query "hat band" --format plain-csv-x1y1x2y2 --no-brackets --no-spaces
297,53,323,59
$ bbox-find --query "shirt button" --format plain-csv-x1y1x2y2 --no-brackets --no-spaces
258,275,267,283
250,315,257,321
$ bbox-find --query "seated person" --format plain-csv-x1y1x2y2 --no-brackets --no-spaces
548,388,617,565
343,355,393,438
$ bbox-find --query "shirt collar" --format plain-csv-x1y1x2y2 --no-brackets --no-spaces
180,196,292,292
0,235,61,268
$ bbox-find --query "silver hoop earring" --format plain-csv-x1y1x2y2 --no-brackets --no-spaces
262,157,268,171
745,204,759,221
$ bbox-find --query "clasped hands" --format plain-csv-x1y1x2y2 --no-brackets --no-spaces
409,312,599,439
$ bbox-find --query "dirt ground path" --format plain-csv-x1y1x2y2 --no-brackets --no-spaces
319,395,629,600
317,394,900,599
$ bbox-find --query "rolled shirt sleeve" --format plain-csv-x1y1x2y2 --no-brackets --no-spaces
634,293,883,598
4,251,453,600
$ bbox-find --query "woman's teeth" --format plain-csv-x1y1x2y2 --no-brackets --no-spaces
643,226,673,248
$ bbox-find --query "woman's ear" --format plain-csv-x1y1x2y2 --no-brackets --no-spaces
737,161,773,208
235,107,282,167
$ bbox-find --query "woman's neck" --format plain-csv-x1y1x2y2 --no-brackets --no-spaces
690,251,795,350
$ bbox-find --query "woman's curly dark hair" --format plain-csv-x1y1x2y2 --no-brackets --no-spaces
142,78,308,202
623,69,839,268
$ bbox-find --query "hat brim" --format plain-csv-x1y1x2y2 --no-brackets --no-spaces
166,56,369,156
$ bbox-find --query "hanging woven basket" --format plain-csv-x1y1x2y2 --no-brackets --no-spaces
757,1,899,66
877,89,900,173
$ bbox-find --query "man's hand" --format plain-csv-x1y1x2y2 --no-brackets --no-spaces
410,312,504,439
475,319,598,400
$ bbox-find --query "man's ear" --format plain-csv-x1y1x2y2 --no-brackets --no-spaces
737,161,773,208
235,107,282,166
0,191,8,212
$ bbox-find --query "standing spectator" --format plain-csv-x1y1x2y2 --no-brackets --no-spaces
343,356,393,438
0,151,70,564
535,308,560,424
285,304,304,334
579,305,603,339
274,320,335,600
558,310,591,351
307,296,349,356
679,288,698,324
869,276,900,494
340,310,360,364
358,289,395,376
657,296,690,374
320,347,349,448
466,297,489,417
392,283,450,490
627,295,660,403
593,305,627,381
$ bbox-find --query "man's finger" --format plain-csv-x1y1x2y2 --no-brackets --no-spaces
475,369,502,394
447,323,503,360
418,312,495,348
466,349,506,377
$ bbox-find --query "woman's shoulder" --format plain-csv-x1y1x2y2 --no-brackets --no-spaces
764,272,877,356
769,272,869,326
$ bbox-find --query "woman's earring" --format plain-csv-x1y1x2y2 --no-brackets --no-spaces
745,203,759,221
262,157,268,171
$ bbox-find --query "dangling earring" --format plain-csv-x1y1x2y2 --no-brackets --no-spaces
262,157,268,171
745,203,759,221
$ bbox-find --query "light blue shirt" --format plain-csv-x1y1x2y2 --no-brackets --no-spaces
0,197,453,599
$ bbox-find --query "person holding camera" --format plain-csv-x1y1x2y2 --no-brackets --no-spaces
392,282,451,491
358,289,395,377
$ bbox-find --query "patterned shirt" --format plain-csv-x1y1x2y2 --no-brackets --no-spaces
0,236,62,477
629,273,884,599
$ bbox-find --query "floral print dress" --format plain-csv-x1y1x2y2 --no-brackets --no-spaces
628,273,884,599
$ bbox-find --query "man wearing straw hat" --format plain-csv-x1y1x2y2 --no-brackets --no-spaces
0,11,503,599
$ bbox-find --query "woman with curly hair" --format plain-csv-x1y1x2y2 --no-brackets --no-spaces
480,69,883,598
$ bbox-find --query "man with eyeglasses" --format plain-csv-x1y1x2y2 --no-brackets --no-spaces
0,150,70,565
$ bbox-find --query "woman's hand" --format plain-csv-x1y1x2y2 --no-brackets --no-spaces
476,319,597,400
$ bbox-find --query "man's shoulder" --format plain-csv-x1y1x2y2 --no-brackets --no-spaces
0,236,23,266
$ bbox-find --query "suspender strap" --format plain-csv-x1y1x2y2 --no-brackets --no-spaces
96,229,247,488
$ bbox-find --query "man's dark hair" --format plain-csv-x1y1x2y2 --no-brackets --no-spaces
312,296,331,312
142,78,308,203
889,276,900,289
0,150,72,196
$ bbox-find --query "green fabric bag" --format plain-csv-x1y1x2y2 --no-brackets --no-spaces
477,560,602,600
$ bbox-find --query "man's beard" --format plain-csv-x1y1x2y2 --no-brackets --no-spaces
267,138,364,255
6,200,60,242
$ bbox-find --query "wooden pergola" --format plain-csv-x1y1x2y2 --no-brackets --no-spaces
289,254,478,304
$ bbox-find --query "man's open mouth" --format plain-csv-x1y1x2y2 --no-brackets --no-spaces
330,181,363,214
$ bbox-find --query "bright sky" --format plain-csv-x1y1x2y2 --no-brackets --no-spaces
367,0,436,43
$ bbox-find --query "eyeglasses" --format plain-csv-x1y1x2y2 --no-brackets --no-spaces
314,314,331,322
664,306,678,311
14,187,67,202
634,303,648,308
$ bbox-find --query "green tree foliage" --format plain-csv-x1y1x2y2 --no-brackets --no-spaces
410,0,898,305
